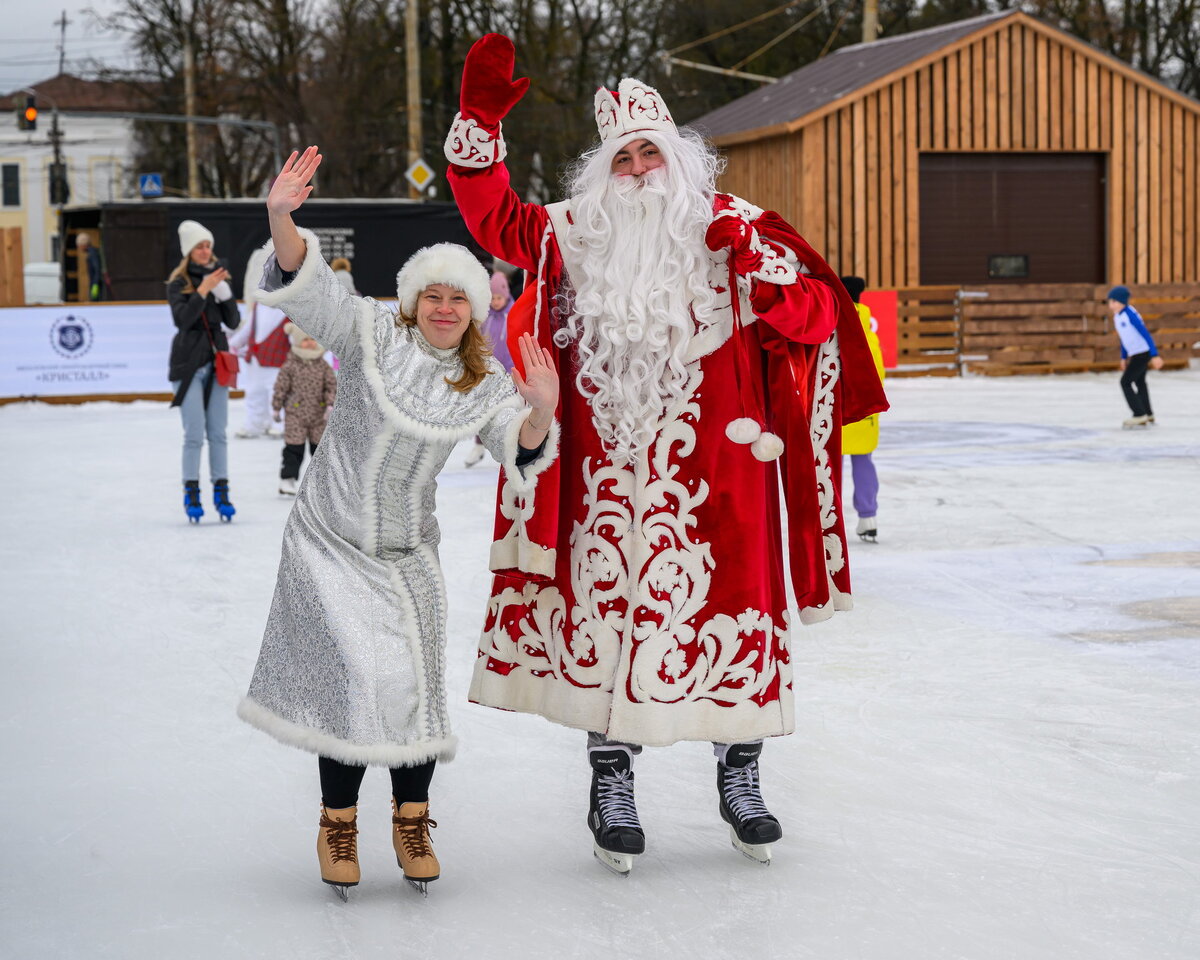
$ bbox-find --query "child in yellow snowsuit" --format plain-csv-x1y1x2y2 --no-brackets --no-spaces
840,276,885,542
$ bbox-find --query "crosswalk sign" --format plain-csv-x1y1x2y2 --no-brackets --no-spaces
139,173,164,198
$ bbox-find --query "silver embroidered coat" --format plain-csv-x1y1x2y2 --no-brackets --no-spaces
238,229,551,766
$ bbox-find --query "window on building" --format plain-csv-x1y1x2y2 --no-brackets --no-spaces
1,164,19,207
988,255,1029,279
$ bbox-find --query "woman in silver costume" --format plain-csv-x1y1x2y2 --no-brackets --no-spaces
238,147,560,898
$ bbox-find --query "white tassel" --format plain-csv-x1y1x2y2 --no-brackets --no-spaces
751,432,784,461
726,417,762,444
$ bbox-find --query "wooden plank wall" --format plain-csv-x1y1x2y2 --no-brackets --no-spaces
718,19,1200,290
0,227,26,308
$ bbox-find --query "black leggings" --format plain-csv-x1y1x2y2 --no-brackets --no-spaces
318,756,436,810
1120,352,1153,417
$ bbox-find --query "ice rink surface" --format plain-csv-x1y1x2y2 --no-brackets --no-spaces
2,370,1198,960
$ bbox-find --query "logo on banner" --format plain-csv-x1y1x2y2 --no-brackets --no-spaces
50,314,94,358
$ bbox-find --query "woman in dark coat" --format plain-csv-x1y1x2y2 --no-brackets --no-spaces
167,219,241,522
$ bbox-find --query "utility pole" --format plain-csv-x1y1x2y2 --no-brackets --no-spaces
55,10,70,76
862,0,879,43
405,0,422,199
183,32,201,196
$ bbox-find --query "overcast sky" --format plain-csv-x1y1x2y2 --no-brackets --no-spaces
0,1,134,94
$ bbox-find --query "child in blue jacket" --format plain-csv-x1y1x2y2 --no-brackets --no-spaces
1107,286,1163,428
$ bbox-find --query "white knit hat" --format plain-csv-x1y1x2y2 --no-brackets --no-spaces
395,243,491,324
178,219,214,257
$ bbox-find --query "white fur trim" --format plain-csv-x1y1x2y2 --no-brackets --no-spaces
254,229,325,309
500,409,560,496
726,417,761,444
358,307,524,445
751,431,784,461
533,221,553,340
487,410,561,577
444,113,508,168
488,534,558,578
395,242,492,324
797,579,853,625
242,247,271,306
237,697,458,766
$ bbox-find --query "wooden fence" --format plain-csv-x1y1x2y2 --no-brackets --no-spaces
887,282,1200,376
0,227,24,308
893,286,961,376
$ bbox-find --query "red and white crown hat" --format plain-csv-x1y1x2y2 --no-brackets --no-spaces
594,79,677,147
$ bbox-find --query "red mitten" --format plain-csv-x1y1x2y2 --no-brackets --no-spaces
705,216,764,276
461,34,530,131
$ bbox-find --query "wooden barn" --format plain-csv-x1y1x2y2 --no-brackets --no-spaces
693,10,1200,290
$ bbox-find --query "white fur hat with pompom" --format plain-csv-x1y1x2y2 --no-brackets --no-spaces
395,243,491,324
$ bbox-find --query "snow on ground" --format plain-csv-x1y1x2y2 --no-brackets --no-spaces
2,370,1199,960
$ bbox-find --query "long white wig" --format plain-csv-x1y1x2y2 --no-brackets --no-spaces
553,128,726,464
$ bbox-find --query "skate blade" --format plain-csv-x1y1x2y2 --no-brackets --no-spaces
730,827,773,865
593,843,635,877
323,880,355,902
406,878,435,897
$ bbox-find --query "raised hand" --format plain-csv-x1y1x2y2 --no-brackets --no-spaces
267,146,322,217
512,333,558,415
197,267,230,297
460,34,529,129
705,215,764,277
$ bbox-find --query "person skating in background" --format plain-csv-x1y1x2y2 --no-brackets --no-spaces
464,270,515,467
1107,285,1164,429
167,219,239,522
330,257,358,295
272,321,337,495
75,232,106,301
839,276,886,543
230,246,289,439
238,147,560,900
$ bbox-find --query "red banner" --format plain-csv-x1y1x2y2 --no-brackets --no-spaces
860,289,898,369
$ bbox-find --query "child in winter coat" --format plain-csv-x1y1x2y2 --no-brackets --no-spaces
273,322,337,494
1107,285,1164,428
840,276,886,542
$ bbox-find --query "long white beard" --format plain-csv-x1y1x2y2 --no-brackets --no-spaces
557,164,717,464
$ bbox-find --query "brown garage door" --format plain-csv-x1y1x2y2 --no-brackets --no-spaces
919,153,1105,285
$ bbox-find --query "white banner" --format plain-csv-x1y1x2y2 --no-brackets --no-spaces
0,302,248,400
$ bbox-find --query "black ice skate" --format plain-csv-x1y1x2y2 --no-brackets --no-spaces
717,742,782,865
587,745,644,876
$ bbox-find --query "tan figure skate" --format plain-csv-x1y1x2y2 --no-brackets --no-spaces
392,799,440,896
317,805,360,901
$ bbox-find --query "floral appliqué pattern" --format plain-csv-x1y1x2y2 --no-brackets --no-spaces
479,364,788,710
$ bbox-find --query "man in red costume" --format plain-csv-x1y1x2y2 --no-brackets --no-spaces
445,35,887,874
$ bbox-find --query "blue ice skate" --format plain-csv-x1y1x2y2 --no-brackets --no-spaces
213,479,236,522
183,480,204,523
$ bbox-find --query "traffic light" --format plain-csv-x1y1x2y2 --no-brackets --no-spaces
16,94,37,131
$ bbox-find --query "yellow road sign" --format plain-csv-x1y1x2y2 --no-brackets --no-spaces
405,158,435,192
